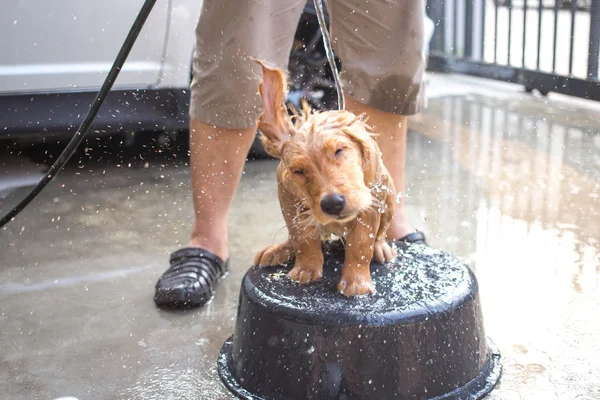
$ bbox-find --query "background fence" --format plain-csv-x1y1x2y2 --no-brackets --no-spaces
426,0,600,101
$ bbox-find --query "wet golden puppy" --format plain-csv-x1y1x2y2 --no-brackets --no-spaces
252,60,396,297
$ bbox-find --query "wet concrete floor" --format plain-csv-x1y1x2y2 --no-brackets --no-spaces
1,74,599,399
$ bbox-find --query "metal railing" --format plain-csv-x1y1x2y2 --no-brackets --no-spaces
426,0,600,101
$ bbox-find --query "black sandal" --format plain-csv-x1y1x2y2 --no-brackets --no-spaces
395,231,428,246
154,247,229,309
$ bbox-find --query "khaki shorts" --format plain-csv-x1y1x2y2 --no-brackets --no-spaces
190,0,426,130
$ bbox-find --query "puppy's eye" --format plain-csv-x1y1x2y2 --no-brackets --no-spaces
335,148,344,157
292,169,304,175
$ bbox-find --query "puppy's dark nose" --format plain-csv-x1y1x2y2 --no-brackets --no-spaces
320,193,346,216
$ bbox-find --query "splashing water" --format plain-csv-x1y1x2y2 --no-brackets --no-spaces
370,180,393,195
395,192,404,204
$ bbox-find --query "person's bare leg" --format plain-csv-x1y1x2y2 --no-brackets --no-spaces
345,97,413,240
188,118,257,260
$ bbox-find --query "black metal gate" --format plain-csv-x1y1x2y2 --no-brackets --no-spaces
426,0,600,101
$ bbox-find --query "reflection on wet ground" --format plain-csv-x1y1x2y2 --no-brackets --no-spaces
408,90,600,399
1,75,599,399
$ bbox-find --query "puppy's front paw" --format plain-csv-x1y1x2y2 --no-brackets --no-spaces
373,240,397,264
337,274,375,297
254,242,294,267
288,262,323,284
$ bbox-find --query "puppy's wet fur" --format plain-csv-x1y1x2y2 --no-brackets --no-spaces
252,60,396,297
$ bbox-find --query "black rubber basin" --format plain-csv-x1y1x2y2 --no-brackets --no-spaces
218,241,501,399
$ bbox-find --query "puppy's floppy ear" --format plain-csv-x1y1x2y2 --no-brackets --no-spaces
252,58,291,158
342,124,380,185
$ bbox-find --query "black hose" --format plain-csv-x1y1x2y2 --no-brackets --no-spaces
0,0,157,229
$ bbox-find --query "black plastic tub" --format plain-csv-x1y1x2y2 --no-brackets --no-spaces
218,241,501,399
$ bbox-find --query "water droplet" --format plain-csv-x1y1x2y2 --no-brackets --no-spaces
395,192,404,204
